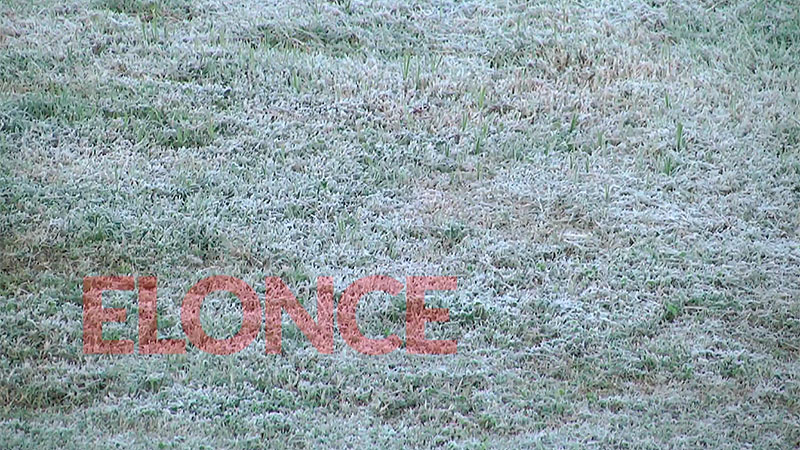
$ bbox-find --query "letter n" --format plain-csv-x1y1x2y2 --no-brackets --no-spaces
264,277,334,354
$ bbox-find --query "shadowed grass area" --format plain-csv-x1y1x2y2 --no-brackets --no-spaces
1,88,229,148
93,0,198,21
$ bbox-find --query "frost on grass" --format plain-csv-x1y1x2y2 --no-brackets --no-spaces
0,0,799,448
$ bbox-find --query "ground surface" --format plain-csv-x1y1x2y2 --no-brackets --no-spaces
1,0,799,448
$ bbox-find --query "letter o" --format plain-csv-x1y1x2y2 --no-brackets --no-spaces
181,276,261,355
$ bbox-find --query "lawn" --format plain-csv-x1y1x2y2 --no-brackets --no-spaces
1,0,799,448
